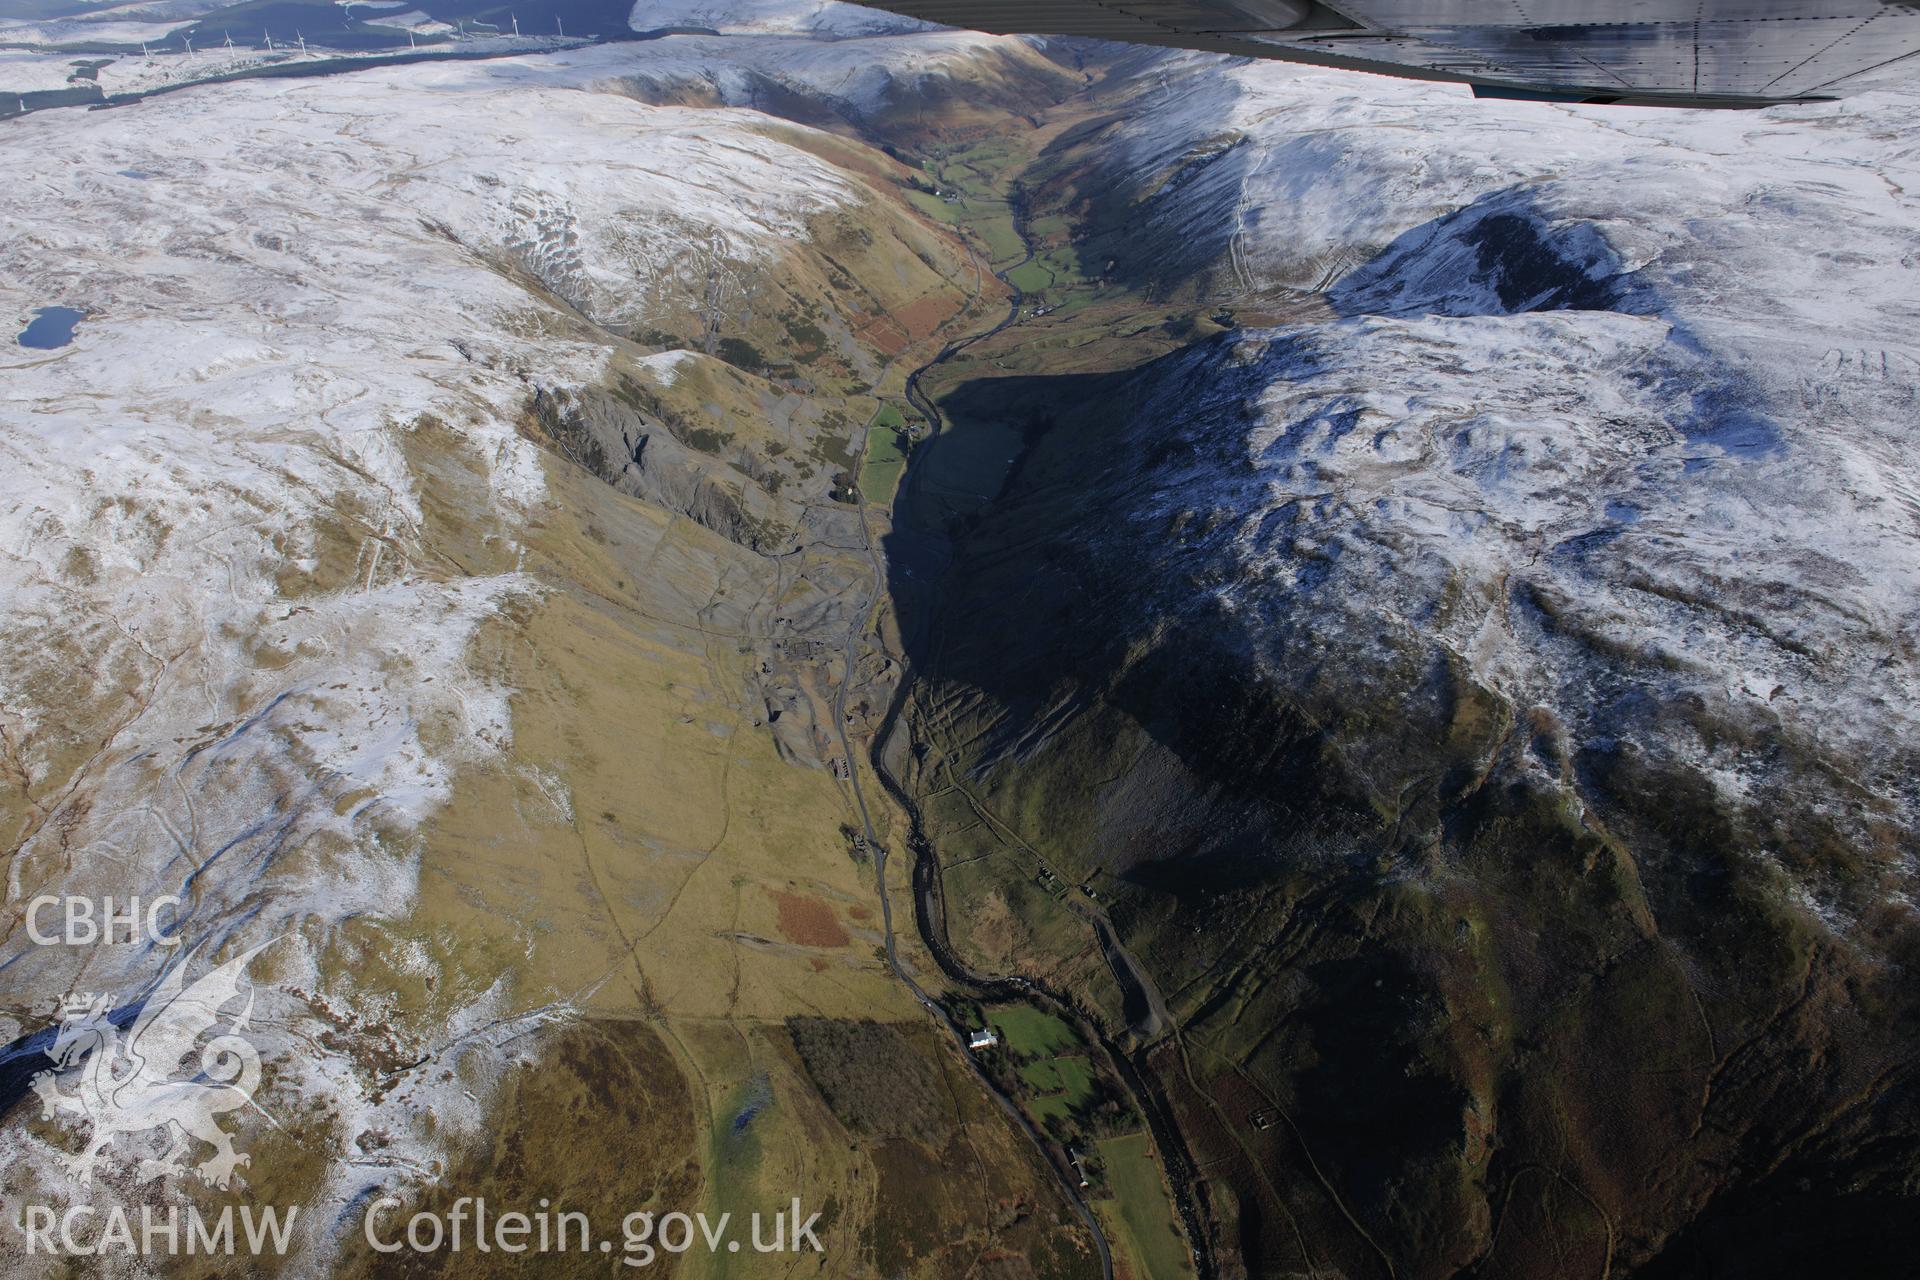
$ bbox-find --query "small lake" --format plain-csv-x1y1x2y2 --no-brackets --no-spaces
17,306,86,349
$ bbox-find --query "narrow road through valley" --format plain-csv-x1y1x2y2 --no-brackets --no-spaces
832,198,1117,1280
842,176,1219,1280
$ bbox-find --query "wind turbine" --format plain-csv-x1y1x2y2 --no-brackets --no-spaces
408,27,416,46
511,12,519,35
264,30,274,50
296,29,306,53
183,33,194,55
222,29,234,51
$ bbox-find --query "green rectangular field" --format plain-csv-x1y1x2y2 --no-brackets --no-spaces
905,189,967,224
986,1005,1078,1057
859,455,904,502
1029,1094,1074,1127
972,214,1027,269
1027,213,1072,239
1006,260,1057,294
859,419,910,501
1097,1132,1195,1280
1019,1055,1096,1107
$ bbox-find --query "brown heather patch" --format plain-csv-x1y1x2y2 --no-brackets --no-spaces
895,292,965,342
850,309,911,356
772,890,850,948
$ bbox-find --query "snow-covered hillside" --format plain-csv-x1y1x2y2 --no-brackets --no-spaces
585,24,1056,114
1,53,873,878
630,0,934,36
1083,64,1920,920
0,41,931,1235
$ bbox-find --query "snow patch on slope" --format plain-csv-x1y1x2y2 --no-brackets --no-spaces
630,0,935,36
1113,63,1920,920
582,26,1047,112
0,43,877,1225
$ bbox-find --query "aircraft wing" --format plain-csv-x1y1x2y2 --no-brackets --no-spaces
863,0,1920,106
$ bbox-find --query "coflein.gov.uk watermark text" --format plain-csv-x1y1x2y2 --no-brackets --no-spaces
18,1198,825,1267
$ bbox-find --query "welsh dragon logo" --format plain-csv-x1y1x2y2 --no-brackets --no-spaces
30,940,276,1190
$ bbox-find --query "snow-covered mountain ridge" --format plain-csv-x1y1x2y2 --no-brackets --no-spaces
1056,63,1920,921
0,35,1003,1247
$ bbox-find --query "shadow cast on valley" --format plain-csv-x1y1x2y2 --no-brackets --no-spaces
876,188,1911,1278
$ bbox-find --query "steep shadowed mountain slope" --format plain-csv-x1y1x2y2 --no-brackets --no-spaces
888,62,1920,1280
